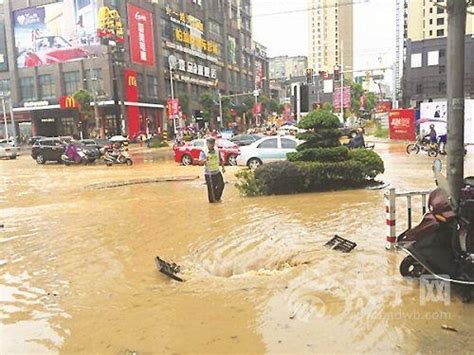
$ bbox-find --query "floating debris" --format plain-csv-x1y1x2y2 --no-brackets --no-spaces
441,324,458,332
155,256,184,282
324,235,357,253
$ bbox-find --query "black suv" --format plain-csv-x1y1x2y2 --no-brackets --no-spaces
31,138,65,164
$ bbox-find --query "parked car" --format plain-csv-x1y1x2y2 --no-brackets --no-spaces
174,138,240,166
80,139,111,155
75,142,101,163
230,134,263,146
0,143,18,159
0,137,17,146
31,138,66,164
29,136,46,145
236,136,300,169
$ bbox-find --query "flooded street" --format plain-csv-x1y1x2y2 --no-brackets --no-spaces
1,144,474,354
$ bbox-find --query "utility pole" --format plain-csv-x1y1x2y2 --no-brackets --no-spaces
446,0,467,207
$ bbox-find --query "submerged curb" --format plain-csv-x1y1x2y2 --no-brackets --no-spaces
87,176,200,190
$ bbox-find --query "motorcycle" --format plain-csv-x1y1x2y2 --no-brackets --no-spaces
61,144,89,166
397,160,474,301
406,135,439,157
103,149,133,166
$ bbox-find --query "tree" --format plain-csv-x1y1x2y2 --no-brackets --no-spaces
267,99,281,114
73,89,93,138
179,93,190,118
73,89,93,119
199,92,216,124
350,82,364,115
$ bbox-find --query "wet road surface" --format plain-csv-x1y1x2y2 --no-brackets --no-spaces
1,144,474,353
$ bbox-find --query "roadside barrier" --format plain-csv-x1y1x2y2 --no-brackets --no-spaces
384,188,431,250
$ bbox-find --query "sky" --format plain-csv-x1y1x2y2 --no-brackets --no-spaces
252,0,397,74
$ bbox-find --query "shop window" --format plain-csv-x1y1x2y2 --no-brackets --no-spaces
20,77,35,101
438,81,446,93
0,79,10,94
137,73,145,98
416,84,423,94
147,76,159,99
437,29,445,37
39,74,55,99
63,71,81,96
437,18,444,26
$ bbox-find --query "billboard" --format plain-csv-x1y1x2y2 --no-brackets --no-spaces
255,60,263,89
420,102,447,136
389,109,416,141
420,101,474,144
13,1,100,69
127,4,155,66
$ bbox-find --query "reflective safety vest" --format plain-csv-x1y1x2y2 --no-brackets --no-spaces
207,149,220,172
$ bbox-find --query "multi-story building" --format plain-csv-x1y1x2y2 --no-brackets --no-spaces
403,1,474,106
0,0,268,140
402,37,474,107
269,55,308,80
406,0,474,41
307,0,353,73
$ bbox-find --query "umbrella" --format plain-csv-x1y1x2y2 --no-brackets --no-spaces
110,135,128,142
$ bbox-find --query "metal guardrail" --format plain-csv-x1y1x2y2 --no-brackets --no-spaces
384,188,431,250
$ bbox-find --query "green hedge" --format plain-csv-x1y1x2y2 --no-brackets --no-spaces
348,149,385,179
297,161,366,191
254,161,303,195
288,146,349,163
149,136,169,148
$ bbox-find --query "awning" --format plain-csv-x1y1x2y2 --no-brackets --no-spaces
13,101,164,112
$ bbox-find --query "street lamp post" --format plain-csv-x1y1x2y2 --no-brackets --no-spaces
1,96,8,140
218,91,223,129
168,55,178,136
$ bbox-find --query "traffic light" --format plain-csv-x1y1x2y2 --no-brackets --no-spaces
300,84,309,113
305,68,314,84
333,65,340,81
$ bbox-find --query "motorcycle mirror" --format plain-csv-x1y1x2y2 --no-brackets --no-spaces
432,159,443,173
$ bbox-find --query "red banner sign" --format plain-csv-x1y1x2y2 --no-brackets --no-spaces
333,86,351,109
124,69,140,139
167,98,179,117
59,96,79,109
389,109,416,141
253,102,262,116
127,4,155,66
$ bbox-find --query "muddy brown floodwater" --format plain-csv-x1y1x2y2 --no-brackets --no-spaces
1,144,474,354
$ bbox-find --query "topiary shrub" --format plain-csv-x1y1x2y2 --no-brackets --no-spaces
348,149,385,179
254,161,303,195
298,110,341,130
288,146,349,163
235,109,385,196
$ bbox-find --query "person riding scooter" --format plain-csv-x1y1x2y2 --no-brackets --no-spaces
347,128,367,149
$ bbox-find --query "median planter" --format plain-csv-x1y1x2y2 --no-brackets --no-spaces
236,110,385,196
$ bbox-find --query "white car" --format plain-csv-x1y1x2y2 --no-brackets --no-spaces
0,143,18,159
236,136,300,169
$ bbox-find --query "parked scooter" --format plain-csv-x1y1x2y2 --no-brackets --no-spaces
61,143,89,166
103,147,133,166
397,160,474,301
